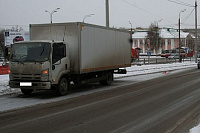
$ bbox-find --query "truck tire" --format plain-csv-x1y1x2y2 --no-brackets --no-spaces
56,77,69,96
198,64,200,69
100,72,113,85
21,89,34,95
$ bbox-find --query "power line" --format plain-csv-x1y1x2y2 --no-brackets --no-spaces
119,0,196,29
120,0,175,24
182,8,195,23
167,0,194,7
0,24,29,27
120,0,161,19
174,0,194,6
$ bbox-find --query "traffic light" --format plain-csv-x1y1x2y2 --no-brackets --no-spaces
147,38,150,45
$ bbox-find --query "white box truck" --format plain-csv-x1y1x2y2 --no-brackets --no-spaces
9,22,131,95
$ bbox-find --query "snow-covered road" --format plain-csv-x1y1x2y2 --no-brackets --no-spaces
0,61,199,133
0,61,197,95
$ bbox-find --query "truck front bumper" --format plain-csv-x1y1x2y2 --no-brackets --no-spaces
9,81,51,89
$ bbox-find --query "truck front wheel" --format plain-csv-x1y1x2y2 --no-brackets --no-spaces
21,89,34,95
56,77,69,96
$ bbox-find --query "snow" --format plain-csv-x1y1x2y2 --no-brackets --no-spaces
190,125,200,133
132,28,191,39
160,29,175,39
0,61,200,132
0,61,197,96
132,31,148,39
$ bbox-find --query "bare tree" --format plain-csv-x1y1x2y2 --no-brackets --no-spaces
146,22,162,54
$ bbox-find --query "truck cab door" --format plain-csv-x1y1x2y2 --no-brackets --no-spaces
52,43,69,84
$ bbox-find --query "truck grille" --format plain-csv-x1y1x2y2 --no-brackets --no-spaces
12,73,41,81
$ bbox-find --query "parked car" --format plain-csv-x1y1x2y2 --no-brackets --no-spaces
13,36,24,43
168,54,179,59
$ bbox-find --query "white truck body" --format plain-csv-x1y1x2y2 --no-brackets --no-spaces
9,22,131,95
30,22,131,73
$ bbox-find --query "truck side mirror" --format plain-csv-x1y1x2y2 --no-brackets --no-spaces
129,38,133,44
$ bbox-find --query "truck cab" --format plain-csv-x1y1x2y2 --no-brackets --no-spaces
9,41,70,95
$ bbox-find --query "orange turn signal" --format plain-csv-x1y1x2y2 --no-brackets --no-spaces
43,70,48,74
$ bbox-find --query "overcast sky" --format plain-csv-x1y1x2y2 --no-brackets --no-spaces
0,0,199,31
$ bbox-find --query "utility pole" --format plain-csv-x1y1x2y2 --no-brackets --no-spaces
179,17,181,62
179,9,186,62
156,19,162,54
106,0,109,27
195,1,198,63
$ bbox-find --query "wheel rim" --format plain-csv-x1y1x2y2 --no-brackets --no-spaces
59,78,68,95
107,73,113,85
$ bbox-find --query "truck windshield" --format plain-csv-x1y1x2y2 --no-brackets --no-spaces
10,43,51,62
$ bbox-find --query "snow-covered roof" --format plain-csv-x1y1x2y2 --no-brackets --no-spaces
169,29,189,38
132,31,147,39
160,29,174,39
132,28,192,39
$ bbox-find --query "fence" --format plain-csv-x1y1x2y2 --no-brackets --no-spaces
132,56,194,65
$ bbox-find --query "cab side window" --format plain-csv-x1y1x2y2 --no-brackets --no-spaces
52,43,66,64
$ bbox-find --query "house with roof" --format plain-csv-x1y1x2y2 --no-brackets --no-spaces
132,28,194,54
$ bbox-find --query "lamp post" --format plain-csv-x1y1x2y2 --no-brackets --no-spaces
129,21,132,34
45,8,60,23
129,21,133,46
129,21,132,30
194,1,198,63
106,0,109,27
178,9,186,62
156,19,162,54
83,14,95,23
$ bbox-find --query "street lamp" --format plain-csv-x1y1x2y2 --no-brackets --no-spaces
156,19,162,54
129,21,132,31
129,21,133,45
178,9,186,62
157,19,163,27
106,0,109,27
45,8,60,23
83,14,95,23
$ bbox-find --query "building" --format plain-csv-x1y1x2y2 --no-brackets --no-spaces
132,28,195,54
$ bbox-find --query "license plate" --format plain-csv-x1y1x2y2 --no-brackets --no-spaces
20,82,32,87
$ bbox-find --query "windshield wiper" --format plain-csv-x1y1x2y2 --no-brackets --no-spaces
10,59,24,64
24,59,37,62
40,44,45,56
11,59,20,62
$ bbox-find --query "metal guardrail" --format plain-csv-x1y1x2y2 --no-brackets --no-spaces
132,57,194,65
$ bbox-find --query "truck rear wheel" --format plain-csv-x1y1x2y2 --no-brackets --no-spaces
100,72,113,85
56,77,69,96
21,89,34,95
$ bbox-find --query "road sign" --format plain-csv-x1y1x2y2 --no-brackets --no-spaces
147,52,151,56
